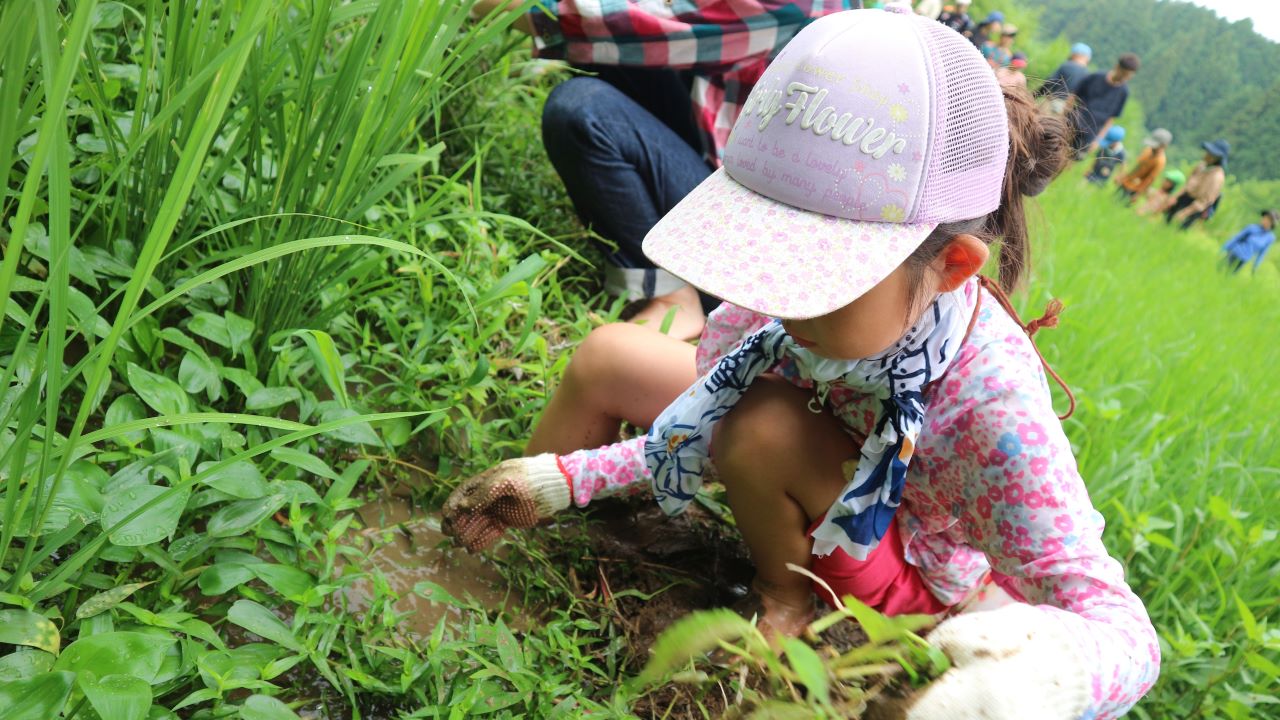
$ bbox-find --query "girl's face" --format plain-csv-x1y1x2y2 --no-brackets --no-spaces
1203,152,1218,164
782,265,923,360
1263,215,1275,231
782,235,988,360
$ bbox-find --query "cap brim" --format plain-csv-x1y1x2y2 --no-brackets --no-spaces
642,169,936,320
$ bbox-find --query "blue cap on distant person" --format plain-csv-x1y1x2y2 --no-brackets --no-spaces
1071,42,1092,58
1202,139,1230,159
1104,126,1126,143
984,11,1005,23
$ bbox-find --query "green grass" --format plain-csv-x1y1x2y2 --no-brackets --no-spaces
1023,166,1280,718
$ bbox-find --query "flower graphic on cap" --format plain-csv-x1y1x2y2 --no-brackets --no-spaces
880,204,906,222
898,82,910,94
887,163,907,182
889,104,909,123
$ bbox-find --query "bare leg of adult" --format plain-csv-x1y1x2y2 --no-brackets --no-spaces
712,376,859,638
626,284,706,340
526,323,697,456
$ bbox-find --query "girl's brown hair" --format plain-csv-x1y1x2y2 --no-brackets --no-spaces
904,86,1072,306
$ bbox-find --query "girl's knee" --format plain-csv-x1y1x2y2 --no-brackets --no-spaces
564,323,648,389
713,379,811,477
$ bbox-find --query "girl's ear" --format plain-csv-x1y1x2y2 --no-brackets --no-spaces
931,234,989,292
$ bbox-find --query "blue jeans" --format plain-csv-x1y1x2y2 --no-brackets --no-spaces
542,68,718,311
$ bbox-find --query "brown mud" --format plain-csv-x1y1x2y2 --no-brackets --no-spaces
342,495,519,636
342,489,872,718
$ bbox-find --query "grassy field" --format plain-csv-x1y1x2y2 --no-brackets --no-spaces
2,3,1277,719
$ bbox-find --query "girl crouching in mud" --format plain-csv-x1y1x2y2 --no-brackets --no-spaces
443,7,1159,718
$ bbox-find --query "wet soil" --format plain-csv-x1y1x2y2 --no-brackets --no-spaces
342,495,519,636
342,489,874,718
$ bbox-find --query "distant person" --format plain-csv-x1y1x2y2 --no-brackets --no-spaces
1166,140,1229,229
1115,128,1172,203
1221,210,1276,274
1035,43,1092,115
1086,126,1126,184
982,23,1017,68
1070,53,1140,157
1136,169,1186,216
937,0,974,38
996,52,1029,89
971,12,1004,49
915,0,943,19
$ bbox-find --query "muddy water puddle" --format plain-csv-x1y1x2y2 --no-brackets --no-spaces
341,495,519,637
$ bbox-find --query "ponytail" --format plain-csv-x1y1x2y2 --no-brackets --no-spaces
904,85,1071,306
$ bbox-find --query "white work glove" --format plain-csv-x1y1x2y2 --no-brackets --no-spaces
440,454,570,551
879,603,1090,720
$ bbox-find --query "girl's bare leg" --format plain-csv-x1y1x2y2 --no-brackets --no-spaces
526,323,697,456
712,376,857,637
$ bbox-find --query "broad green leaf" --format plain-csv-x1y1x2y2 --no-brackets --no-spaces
0,609,61,654
53,632,174,683
227,601,303,652
82,673,151,720
782,638,830,705
188,312,231,347
199,460,269,499
0,649,54,682
270,480,322,505
1235,592,1261,642
249,565,315,601
179,352,220,397
197,644,283,689
269,447,338,480
375,417,411,447
225,311,255,357
0,671,75,720
206,494,288,538
494,617,522,673
101,484,190,546
1245,652,1280,679
127,363,192,415
632,609,761,689
76,582,153,620
245,387,301,410
198,564,256,596
294,330,348,408
240,693,301,720
318,405,380,445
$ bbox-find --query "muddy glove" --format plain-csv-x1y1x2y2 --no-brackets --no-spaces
441,454,570,551
874,603,1089,720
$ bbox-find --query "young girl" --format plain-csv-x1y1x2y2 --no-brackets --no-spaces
444,7,1158,718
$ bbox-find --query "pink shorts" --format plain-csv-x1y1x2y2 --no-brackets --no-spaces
807,516,947,616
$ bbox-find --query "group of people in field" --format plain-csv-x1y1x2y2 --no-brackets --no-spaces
439,2,1280,717
1028,33,1275,273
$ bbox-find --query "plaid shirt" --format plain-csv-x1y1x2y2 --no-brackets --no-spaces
532,1,856,165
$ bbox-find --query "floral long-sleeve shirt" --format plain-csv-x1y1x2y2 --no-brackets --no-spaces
559,279,1159,718
530,0,854,163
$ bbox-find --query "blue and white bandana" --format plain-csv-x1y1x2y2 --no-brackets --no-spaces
645,287,973,559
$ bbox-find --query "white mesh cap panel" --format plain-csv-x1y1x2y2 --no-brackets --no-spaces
915,20,1010,223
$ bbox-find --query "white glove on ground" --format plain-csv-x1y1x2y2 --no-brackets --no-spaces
440,454,571,551
903,602,1090,720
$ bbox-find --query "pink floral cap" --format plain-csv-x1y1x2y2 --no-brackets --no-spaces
643,5,1009,319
